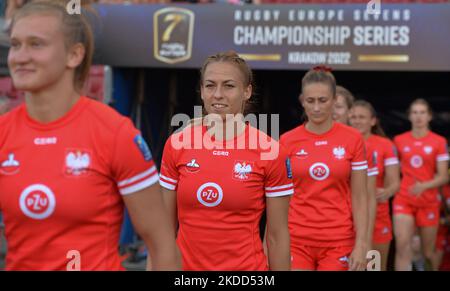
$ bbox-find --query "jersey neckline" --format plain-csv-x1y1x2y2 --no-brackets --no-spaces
408,130,431,141
202,123,250,148
22,96,90,131
300,121,338,138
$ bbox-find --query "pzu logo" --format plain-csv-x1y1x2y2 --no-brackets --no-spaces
196,182,223,207
19,184,56,220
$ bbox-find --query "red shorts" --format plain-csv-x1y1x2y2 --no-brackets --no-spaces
393,195,439,227
373,211,393,244
436,225,448,251
291,244,353,271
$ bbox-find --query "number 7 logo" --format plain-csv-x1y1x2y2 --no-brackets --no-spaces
154,7,195,64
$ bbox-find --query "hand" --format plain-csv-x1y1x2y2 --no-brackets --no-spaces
375,188,390,203
409,182,427,196
349,243,367,271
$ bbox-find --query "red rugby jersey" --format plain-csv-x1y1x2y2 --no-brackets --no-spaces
0,96,158,270
159,124,293,270
281,122,367,247
394,131,449,206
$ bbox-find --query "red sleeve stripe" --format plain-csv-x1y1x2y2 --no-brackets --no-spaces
384,158,399,166
118,164,157,187
119,173,159,195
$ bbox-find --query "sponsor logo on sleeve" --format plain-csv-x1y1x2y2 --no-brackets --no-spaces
285,158,293,179
134,135,152,161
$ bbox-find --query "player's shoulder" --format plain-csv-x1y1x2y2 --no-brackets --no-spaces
248,124,284,152
372,134,395,147
248,124,276,143
280,124,303,144
0,104,25,136
393,131,410,142
165,122,202,151
429,131,447,144
335,122,363,141
82,97,131,133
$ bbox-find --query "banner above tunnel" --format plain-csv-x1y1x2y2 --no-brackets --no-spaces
93,3,450,71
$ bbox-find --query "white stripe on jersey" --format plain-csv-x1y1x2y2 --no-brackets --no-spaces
351,161,368,166
120,173,159,195
159,180,176,191
265,183,294,191
266,188,294,197
352,165,368,171
118,165,157,187
384,158,399,166
159,174,178,184
437,154,450,162
367,168,379,177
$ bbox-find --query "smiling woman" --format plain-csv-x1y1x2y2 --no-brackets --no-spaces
159,51,293,271
0,0,181,271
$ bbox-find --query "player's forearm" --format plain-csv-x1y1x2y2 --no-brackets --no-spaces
383,182,400,199
367,180,377,246
422,174,449,191
383,165,400,199
267,229,291,271
146,240,182,271
352,190,369,247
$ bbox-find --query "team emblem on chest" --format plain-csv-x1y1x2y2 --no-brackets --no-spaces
333,146,346,160
186,159,200,173
64,149,91,177
295,149,309,159
0,153,20,175
423,146,433,155
233,161,253,180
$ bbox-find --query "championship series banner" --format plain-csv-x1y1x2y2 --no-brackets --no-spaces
93,4,450,71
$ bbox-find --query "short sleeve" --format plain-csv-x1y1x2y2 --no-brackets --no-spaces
264,145,294,198
384,140,399,167
111,119,159,195
159,136,180,191
351,134,368,171
437,139,449,163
